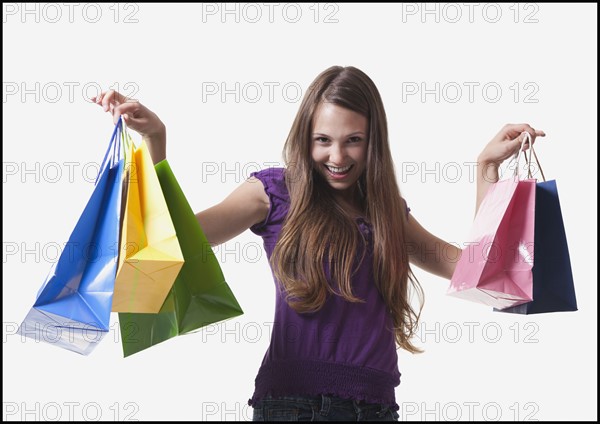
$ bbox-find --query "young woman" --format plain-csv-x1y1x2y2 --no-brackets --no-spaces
93,65,544,421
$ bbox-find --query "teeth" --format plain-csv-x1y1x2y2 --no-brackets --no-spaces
326,165,352,173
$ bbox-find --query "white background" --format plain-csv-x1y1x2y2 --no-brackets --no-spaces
3,3,597,421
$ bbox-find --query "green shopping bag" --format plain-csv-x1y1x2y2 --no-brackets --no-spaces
119,160,244,357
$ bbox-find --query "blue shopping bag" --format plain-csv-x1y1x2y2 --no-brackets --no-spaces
18,119,126,354
496,146,577,314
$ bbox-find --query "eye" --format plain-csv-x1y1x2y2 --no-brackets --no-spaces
315,137,329,143
348,136,362,143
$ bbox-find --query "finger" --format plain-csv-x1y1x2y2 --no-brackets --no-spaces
517,123,536,140
515,125,544,151
102,90,117,111
102,90,131,112
523,128,546,149
92,92,106,105
112,107,120,125
112,114,136,126
509,132,529,154
113,102,140,118
122,113,141,126
524,130,545,151
111,110,137,126
112,102,141,125
502,123,536,140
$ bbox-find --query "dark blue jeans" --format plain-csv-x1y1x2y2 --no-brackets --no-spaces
252,394,399,421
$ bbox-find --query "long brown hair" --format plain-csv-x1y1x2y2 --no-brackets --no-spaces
271,66,424,353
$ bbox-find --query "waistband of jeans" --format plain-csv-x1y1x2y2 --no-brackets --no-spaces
260,393,392,410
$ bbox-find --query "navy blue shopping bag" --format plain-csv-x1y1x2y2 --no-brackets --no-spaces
18,119,126,354
496,178,577,314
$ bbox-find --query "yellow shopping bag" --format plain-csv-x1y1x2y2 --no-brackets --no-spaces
112,128,184,313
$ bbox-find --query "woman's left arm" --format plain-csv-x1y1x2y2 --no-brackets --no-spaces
405,213,461,280
406,123,546,280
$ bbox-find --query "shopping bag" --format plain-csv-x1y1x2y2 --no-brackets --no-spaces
448,135,536,309
119,160,244,357
112,129,184,313
18,119,126,355
495,149,577,314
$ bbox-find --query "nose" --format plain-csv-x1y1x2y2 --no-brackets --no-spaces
329,141,346,165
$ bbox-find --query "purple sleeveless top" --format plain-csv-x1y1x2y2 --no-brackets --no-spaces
247,167,410,410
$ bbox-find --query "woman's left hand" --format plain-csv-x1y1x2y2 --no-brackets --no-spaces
478,123,546,166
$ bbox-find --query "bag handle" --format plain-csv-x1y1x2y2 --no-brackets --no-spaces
121,116,138,152
523,132,546,181
96,117,124,184
514,132,546,181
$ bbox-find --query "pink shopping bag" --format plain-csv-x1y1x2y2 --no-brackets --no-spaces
448,135,537,309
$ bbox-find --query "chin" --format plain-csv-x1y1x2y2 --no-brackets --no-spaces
327,180,356,190
323,177,360,195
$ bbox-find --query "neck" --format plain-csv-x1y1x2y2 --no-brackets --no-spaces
333,184,365,216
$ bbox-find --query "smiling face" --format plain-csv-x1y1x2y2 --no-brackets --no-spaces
311,102,369,206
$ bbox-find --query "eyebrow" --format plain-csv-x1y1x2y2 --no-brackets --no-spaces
312,131,366,137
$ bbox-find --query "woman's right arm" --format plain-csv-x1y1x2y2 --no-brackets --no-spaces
92,90,270,247
195,177,269,246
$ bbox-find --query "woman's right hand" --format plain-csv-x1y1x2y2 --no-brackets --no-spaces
91,90,166,163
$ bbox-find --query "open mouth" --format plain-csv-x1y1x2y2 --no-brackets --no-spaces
324,164,353,178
